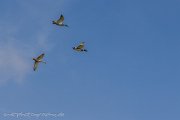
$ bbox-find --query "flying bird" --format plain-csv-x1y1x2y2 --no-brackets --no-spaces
52,14,68,27
73,42,88,52
33,53,46,71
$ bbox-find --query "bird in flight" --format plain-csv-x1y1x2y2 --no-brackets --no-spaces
52,14,68,27
33,53,46,71
73,42,88,52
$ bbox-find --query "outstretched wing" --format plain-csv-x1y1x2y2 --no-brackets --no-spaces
33,61,39,71
76,42,84,49
36,53,45,60
57,15,64,24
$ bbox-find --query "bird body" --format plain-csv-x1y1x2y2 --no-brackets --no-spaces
73,42,88,52
33,53,46,71
52,14,68,27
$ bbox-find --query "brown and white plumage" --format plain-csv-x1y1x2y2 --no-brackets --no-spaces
57,15,64,24
73,42,87,52
52,14,68,27
33,53,46,71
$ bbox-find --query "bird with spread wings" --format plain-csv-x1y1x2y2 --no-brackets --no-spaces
52,14,68,27
33,53,46,71
73,42,88,52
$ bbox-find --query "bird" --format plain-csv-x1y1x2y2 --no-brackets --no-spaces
52,14,68,27
33,53,46,71
73,42,88,52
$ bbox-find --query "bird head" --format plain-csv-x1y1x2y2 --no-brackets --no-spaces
52,21,56,24
72,47,75,50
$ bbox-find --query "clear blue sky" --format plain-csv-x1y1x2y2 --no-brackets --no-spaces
0,0,180,120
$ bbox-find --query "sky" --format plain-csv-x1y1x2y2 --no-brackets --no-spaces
0,0,180,120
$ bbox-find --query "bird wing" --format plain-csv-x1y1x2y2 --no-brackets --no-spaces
36,53,45,60
76,42,84,49
33,61,39,71
57,15,64,24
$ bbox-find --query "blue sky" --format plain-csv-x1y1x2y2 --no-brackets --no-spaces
0,0,180,120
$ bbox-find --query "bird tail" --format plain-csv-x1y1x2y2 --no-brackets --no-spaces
64,24,69,27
